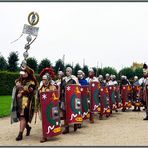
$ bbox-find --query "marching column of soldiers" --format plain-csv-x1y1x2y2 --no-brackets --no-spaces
10,63,148,143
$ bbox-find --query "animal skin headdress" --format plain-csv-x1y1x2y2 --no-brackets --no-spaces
20,65,34,75
39,67,55,79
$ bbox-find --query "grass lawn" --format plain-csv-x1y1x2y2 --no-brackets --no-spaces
0,96,12,118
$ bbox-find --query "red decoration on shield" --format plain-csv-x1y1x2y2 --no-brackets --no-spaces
80,85,90,120
65,84,83,124
89,82,101,113
40,91,61,138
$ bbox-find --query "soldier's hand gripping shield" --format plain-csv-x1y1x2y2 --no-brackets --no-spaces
80,85,90,120
40,90,61,138
65,84,83,124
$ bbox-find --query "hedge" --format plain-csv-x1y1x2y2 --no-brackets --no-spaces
0,71,135,95
0,71,40,95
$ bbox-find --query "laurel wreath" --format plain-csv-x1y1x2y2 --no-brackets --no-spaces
28,12,39,26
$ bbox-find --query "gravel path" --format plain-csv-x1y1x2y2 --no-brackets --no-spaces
0,108,148,146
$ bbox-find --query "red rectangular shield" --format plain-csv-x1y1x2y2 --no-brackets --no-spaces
89,82,101,113
65,84,83,124
127,85,132,108
121,85,128,107
40,91,61,138
99,86,110,115
80,85,90,120
133,85,142,107
114,86,123,108
108,86,117,110
121,85,132,108
146,85,148,102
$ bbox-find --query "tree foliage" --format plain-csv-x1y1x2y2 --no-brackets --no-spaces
82,65,89,78
26,57,38,72
102,67,117,77
92,67,97,77
38,58,52,73
7,51,19,72
0,55,7,71
97,68,103,76
54,59,65,74
134,68,143,79
65,64,73,69
1,52,143,81
73,63,81,76
118,67,134,80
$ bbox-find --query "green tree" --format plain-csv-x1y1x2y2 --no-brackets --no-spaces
7,51,19,72
73,63,81,76
64,64,73,75
26,57,38,72
102,67,117,77
82,65,89,78
134,68,143,79
97,68,103,76
118,67,134,80
92,67,97,76
0,55,7,71
65,64,73,69
38,58,52,73
54,59,65,74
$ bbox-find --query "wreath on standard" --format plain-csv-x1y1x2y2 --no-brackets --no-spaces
28,11,39,26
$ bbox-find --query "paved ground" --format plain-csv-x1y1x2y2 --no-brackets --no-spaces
0,108,148,146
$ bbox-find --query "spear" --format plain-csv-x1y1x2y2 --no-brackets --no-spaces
96,61,99,77
34,112,37,124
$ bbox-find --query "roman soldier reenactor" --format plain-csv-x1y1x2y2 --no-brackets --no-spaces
139,63,148,120
132,76,141,112
77,70,88,86
104,73,110,86
37,67,57,142
11,65,38,141
98,75,106,87
77,70,89,128
55,70,65,98
86,68,98,123
60,67,79,134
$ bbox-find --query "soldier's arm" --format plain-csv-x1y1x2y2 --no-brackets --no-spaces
21,81,36,95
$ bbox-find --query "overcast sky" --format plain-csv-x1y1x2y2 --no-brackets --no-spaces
0,2,148,72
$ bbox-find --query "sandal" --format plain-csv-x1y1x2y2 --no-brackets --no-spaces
26,126,32,136
40,137,47,143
